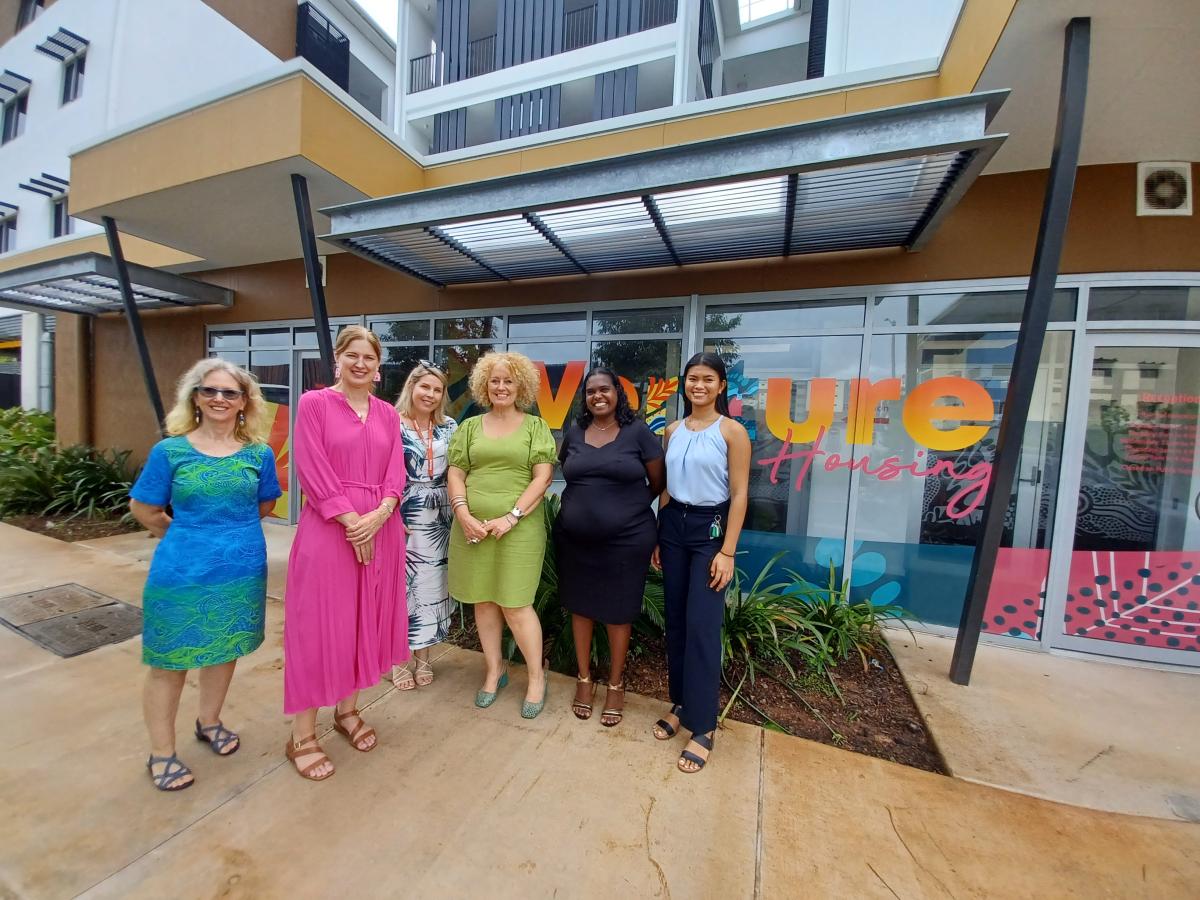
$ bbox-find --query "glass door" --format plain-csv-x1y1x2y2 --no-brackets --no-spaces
286,350,334,523
1048,335,1200,665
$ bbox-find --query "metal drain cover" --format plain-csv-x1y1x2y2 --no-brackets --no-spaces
0,584,141,657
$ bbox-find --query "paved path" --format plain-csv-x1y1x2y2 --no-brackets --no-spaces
0,524,1197,899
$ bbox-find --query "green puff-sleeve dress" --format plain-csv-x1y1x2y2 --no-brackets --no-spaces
447,414,558,608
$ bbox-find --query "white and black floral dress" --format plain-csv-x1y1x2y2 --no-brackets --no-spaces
400,416,458,650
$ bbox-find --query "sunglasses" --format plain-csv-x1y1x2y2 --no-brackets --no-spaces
194,386,245,401
417,359,446,377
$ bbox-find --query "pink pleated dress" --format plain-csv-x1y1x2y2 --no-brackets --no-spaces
283,388,408,714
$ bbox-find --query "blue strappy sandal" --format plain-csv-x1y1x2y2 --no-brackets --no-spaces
147,754,194,791
678,732,714,774
194,719,240,756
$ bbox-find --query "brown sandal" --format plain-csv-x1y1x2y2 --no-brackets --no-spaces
333,707,377,752
600,683,625,727
572,675,596,720
285,734,334,781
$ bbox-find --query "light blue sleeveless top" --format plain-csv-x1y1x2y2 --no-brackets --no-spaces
666,416,729,505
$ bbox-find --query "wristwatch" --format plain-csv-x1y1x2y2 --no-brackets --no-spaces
509,506,525,520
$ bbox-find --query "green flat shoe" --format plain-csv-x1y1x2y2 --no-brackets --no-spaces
475,670,509,708
521,680,548,719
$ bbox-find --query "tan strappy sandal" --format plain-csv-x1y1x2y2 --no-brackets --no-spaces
333,707,377,752
285,734,334,781
572,674,596,720
414,657,434,687
600,683,625,727
392,663,416,691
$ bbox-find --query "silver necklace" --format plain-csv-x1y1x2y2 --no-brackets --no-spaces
591,419,617,432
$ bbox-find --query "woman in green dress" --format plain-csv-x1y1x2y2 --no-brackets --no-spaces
447,351,557,718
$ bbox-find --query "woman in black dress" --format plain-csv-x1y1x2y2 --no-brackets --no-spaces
555,367,665,726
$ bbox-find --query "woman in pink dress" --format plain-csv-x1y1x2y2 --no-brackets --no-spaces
284,325,408,781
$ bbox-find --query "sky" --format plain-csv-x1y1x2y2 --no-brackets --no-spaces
355,0,400,39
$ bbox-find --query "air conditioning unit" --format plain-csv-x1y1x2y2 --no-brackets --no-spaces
1136,162,1192,216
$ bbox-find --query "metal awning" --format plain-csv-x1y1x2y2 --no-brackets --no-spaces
322,91,1008,286
0,69,31,99
34,27,88,61
0,253,232,315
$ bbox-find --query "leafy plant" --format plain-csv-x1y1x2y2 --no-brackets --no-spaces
0,442,136,522
0,407,55,458
790,562,913,673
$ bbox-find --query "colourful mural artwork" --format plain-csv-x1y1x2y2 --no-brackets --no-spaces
263,400,291,519
978,548,1051,640
533,362,677,436
1064,550,1200,652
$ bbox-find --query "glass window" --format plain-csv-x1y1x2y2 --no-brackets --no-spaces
435,343,496,421
435,316,502,341
208,350,247,367
1088,286,1200,322
51,197,73,238
508,312,586,339
209,330,247,350
705,333,863,588
874,289,1077,327
250,350,290,406
592,307,684,335
371,319,429,342
849,330,1073,636
294,326,339,349
378,346,428,405
508,340,590,435
0,215,15,253
704,298,865,334
17,0,45,29
61,52,85,105
250,328,290,347
2,92,27,145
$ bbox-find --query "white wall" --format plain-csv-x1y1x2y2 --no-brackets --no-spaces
825,0,962,76
0,0,279,260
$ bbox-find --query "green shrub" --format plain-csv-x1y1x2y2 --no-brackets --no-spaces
0,443,135,521
0,407,55,458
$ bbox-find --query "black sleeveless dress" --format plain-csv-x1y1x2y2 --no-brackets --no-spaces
553,420,663,624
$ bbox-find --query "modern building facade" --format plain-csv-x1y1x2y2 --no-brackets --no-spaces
0,0,1196,672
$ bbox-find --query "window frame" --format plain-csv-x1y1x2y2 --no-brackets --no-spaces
61,51,86,105
51,196,74,238
1,91,28,145
0,214,16,253
17,0,46,30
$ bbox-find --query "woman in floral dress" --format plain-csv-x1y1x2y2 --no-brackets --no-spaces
392,360,458,689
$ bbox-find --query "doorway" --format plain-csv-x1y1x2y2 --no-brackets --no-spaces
1046,334,1200,666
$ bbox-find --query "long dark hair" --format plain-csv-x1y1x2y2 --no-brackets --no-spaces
575,366,636,429
680,352,730,417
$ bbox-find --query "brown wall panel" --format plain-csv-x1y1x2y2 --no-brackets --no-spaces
82,163,1200,461
201,0,296,61
54,315,90,447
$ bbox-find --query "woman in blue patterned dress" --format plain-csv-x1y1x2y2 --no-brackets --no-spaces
391,360,457,689
129,358,281,792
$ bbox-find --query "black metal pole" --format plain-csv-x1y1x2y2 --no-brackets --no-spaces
102,215,165,436
949,17,1091,685
290,173,336,384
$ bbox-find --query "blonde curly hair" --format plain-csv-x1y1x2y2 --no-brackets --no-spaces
164,357,271,444
468,351,540,410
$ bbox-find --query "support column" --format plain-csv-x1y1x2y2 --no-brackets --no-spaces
949,18,1091,686
290,174,335,384
102,216,165,437
673,0,700,104
19,312,44,410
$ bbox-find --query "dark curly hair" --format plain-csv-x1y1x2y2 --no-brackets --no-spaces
575,366,636,429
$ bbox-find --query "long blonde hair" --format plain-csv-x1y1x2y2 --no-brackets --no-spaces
165,357,270,444
395,361,450,425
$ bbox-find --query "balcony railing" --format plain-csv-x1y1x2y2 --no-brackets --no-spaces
407,0,679,93
563,5,597,52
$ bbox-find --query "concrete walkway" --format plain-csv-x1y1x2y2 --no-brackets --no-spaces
1,523,1198,899
889,631,1200,823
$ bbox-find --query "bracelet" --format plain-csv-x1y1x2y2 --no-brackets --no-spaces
716,550,735,559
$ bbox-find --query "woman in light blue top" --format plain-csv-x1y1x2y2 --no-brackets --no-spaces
651,352,750,774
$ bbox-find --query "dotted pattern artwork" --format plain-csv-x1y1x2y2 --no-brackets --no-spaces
1064,551,1200,652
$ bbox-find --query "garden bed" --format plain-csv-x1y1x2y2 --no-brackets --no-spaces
445,616,945,774
3,514,143,542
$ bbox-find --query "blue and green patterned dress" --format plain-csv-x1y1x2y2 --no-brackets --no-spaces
130,436,282,670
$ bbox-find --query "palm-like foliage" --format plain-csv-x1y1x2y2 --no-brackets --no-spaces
0,443,135,521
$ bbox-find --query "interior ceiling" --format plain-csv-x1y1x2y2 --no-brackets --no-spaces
977,0,1200,174
74,158,367,274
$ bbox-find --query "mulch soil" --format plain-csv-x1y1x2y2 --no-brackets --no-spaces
3,514,144,542
445,617,945,774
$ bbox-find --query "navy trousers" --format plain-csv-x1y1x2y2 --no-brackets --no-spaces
658,500,729,736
